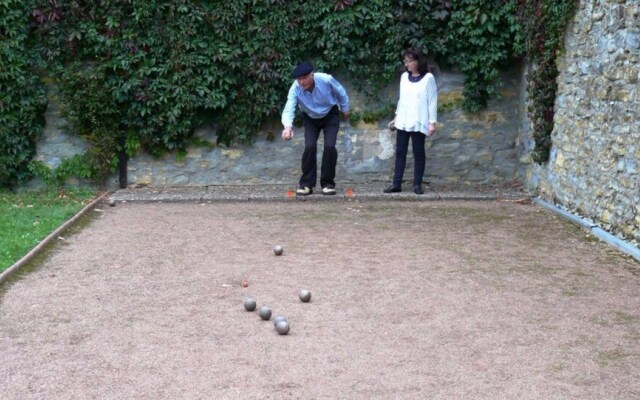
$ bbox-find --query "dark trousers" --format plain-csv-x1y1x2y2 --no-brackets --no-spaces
391,129,426,188
300,106,340,189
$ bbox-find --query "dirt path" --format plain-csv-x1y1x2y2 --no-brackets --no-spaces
1,200,638,399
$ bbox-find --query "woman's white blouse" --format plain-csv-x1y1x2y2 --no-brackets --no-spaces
394,72,438,135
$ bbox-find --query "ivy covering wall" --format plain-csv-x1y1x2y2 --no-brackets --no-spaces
0,0,47,188
0,0,576,188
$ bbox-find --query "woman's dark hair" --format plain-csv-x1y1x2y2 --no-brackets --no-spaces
403,47,430,74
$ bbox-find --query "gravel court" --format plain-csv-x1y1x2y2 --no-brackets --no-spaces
0,200,639,399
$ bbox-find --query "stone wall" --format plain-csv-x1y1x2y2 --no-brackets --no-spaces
30,86,89,187
34,68,525,190
524,0,639,246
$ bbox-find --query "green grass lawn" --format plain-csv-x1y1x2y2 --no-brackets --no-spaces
0,188,98,273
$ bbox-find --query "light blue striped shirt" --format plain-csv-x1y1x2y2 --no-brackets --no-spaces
281,72,349,127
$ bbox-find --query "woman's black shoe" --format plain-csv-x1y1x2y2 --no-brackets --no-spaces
383,186,401,193
413,185,424,195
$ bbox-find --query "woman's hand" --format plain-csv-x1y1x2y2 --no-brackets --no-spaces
427,123,436,137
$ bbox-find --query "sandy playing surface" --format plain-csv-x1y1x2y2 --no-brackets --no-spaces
1,200,638,399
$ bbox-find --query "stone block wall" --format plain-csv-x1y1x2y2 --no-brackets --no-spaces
31,85,89,187
524,0,639,245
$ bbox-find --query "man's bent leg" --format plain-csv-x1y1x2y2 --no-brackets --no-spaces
300,115,321,189
319,110,340,189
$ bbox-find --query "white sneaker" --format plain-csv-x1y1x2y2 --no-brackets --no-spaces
322,187,336,195
296,187,312,196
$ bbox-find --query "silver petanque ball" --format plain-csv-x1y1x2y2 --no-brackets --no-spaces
275,320,290,335
273,315,288,327
273,245,284,256
243,298,257,311
258,306,272,320
108,198,116,207
299,289,311,303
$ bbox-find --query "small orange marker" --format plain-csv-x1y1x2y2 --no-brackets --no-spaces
286,189,295,198
242,280,248,287
345,187,354,197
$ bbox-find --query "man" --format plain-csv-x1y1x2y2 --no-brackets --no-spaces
281,62,349,196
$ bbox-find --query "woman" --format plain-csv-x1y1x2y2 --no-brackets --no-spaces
384,47,438,195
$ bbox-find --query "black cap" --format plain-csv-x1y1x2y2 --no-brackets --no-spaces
292,62,313,78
